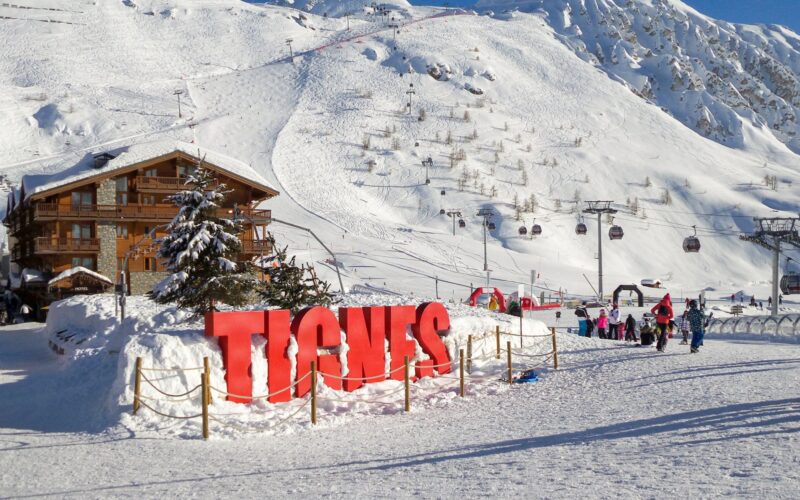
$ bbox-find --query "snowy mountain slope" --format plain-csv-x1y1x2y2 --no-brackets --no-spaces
477,0,800,153
1,0,799,300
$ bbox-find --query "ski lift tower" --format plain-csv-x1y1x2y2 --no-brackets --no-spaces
477,208,494,272
446,209,462,236
739,217,800,316
582,200,618,302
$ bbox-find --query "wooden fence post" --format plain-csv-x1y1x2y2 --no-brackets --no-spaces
133,357,142,415
203,356,212,405
459,349,465,397
201,372,209,440
551,327,559,370
506,341,513,385
311,360,317,425
466,335,473,374
495,326,501,359
404,356,410,412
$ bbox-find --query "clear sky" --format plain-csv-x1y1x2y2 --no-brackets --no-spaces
409,0,800,34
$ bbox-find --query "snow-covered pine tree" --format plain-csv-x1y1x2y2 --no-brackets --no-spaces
259,234,334,313
151,166,259,315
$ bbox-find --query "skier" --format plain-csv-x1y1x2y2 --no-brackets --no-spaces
651,293,674,352
609,303,622,340
596,308,609,339
624,313,638,342
488,295,499,311
730,293,735,303
768,296,773,308
575,302,589,337
687,300,707,353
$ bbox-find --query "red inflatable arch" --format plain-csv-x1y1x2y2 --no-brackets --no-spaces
468,287,507,312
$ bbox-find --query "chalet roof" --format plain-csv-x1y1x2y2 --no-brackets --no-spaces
18,140,278,202
48,266,113,287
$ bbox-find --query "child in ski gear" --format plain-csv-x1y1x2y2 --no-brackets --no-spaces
596,309,609,339
624,314,637,342
488,295,499,311
679,309,690,345
687,300,706,353
609,304,622,340
639,317,655,346
575,302,589,337
586,317,595,338
651,294,674,352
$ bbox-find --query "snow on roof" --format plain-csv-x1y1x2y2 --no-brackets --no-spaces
21,140,277,201
48,266,113,286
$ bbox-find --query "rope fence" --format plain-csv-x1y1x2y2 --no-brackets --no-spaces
131,326,561,439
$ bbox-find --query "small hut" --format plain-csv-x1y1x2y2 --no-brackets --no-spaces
48,267,113,299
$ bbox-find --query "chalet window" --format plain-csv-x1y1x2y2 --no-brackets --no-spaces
144,168,158,177
116,223,128,239
177,163,197,178
142,194,156,205
115,177,128,205
71,192,92,206
117,257,124,271
71,223,91,240
144,257,157,272
71,257,93,269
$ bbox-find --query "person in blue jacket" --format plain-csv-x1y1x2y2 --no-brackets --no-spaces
687,300,707,353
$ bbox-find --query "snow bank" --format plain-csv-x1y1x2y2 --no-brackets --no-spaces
42,292,560,439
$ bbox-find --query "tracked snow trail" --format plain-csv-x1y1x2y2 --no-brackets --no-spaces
1,328,798,498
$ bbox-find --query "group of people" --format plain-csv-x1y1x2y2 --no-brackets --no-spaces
574,293,709,353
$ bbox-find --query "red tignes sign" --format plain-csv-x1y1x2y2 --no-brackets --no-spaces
205,303,452,403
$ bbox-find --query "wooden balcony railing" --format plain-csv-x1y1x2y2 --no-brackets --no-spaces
134,176,219,192
241,239,272,255
32,203,271,224
34,237,100,254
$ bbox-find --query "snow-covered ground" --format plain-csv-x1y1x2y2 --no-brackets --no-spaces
1,318,799,497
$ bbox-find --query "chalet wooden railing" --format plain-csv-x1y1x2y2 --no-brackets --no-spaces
241,239,272,255
134,176,219,192
33,204,271,223
34,237,100,253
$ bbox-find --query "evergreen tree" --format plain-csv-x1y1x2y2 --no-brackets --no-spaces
259,234,334,313
151,167,259,316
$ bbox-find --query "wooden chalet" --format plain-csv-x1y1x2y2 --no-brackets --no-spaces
3,141,278,312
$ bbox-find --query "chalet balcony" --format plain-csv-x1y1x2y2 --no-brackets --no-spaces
32,203,271,224
241,239,272,255
34,237,100,254
134,175,219,193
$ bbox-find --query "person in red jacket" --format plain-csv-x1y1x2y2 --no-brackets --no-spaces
651,293,674,352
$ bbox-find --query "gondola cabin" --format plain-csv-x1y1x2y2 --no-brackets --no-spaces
575,223,587,235
531,224,542,236
683,236,701,253
609,225,624,240
780,274,800,295
518,226,527,236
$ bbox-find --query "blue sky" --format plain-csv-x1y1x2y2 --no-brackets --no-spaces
409,0,800,34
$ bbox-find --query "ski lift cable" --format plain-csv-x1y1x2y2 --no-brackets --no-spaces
633,204,762,219
613,215,741,236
